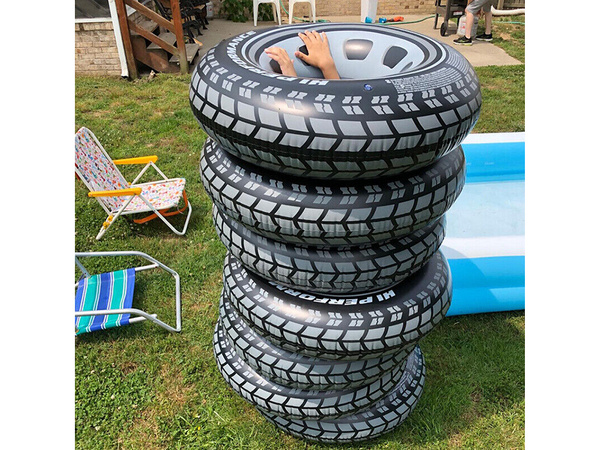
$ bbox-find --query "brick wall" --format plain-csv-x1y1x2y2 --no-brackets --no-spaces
211,0,437,19
75,21,122,76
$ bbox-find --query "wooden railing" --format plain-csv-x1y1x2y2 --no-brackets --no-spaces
114,0,189,78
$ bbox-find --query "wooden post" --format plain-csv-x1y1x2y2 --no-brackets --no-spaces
170,0,189,74
497,0,505,10
114,0,138,79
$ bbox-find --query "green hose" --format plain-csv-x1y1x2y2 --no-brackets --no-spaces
380,15,436,25
381,15,524,26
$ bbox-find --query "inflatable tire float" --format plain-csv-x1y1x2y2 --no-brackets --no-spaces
193,23,479,442
214,206,446,294
259,346,425,443
201,139,466,246
190,23,481,180
214,319,409,420
222,252,452,360
220,293,413,390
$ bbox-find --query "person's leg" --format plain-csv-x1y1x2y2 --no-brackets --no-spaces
484,10,492,34
455,0,485,44
475,2,493,41
465,0,487,36
464,10,476,39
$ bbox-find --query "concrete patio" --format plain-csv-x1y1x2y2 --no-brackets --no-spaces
194,14,522,68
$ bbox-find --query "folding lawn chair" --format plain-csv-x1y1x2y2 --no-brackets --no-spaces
75,127,192,240
75,251,182,335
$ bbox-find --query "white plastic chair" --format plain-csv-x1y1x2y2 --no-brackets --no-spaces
289,0,316,24
75,127,192,240
253,0,281,27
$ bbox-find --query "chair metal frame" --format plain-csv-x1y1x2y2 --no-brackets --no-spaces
75,251,182,334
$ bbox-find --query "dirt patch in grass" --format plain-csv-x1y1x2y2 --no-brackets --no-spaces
188,299,214,314
455,389,485,425
159,361,196,411
448,433,464,448
120,361,138,375
469,390,483,414
121,409,163,449
126,360,196,446
157,136,178,148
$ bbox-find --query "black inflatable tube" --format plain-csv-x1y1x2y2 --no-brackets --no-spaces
213,205,446,294
260,347,425,443
214,319,410,420
221,251,452,360
190,23,480,180
219,293,414,390
201,139,466,246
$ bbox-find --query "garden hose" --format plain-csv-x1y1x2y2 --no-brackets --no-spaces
379,15,436,25
379,16,524,27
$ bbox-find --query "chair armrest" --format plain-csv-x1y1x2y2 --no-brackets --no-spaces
113,155,158,165
88,187,142,198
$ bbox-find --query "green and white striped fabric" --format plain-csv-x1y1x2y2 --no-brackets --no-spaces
75,269,136,335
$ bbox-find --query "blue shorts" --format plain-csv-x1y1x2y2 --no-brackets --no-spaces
466,0,492,14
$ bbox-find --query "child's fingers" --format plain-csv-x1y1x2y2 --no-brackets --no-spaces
266,48,290,62
294,50,308,62
321,32,328,44
266,50,282,61
298,32,310,45
301,30,318,43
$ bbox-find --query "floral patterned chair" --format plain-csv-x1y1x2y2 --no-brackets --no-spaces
75,127,192,240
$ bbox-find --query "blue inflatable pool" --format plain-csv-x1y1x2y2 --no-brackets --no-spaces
443,132,525,316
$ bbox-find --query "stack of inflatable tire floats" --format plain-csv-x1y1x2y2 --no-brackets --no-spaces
191,23,480,443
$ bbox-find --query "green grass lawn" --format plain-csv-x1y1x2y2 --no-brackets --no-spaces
488,15,525,63
75,28,525,449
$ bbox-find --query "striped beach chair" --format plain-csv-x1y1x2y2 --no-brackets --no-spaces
75,127,192,240
75,251,181,335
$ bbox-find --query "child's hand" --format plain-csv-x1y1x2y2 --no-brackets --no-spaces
295,31,340,80
264,47,297,77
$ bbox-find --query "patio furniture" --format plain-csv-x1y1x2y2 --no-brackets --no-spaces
153,0,207,41
182,0,210,28
75,251,182,335
433,0,468,36
289,0,316,24
75,127,192,240
253,0,281,26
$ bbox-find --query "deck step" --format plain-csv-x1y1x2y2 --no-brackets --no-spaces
147,32,177,50
129,17,158,37
169,43,200,64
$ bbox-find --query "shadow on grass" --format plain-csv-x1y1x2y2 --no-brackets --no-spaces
147,312,524,449
75,291,523,450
